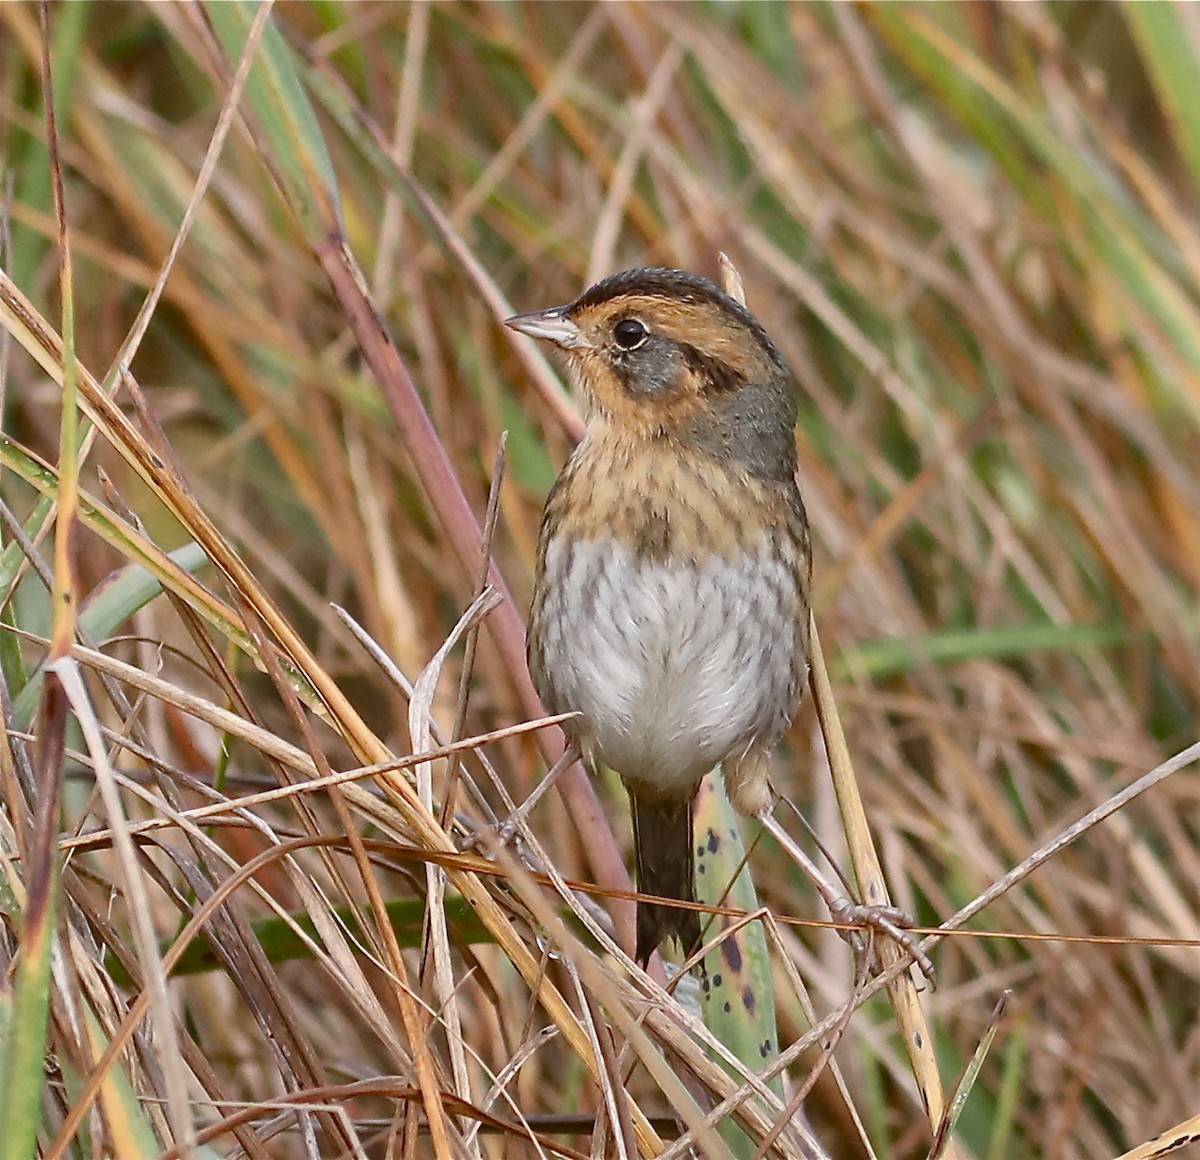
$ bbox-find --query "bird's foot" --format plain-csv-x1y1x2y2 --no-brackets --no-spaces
829,898,935,986
461,812,521,855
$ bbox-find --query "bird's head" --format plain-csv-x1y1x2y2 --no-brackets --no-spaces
505,267,798,480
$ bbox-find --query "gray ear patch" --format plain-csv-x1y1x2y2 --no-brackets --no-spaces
611,335,685,398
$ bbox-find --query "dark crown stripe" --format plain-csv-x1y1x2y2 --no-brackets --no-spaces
569,267,784,368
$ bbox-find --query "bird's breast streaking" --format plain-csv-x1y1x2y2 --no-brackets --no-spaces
529,427,809,802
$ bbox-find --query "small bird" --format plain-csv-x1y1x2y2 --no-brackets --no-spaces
507,267,811,966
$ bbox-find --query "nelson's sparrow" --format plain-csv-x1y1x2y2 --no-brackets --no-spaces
507,268,812,966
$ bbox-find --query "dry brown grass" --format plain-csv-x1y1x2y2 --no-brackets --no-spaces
3,2,1200,1157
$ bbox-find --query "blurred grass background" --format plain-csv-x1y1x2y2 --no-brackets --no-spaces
3,1,1200,1157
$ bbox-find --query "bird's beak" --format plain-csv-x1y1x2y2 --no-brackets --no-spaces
504,307,591,350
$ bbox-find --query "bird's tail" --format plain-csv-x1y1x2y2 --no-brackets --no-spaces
629,789,702,965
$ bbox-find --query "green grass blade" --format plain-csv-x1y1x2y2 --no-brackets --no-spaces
106,895,492,986
1126,4,1200,199
835,620,1136,681
78,1007,161,1159
4,0,89,289
12,542,213,730
203,0,341,241
0,874,55,1160
695,773,782,1158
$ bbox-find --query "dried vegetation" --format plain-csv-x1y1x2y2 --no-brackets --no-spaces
2,3,1200,1158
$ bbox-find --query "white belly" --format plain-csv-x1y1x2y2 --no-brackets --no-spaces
532,538,803,793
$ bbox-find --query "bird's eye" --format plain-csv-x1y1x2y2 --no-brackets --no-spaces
612,318,648,350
